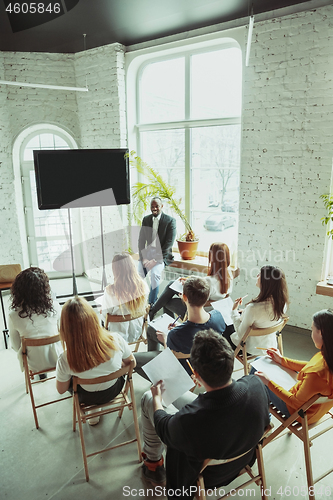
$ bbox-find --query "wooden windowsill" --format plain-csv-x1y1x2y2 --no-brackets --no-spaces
169,249,240,278
131,250,239,278
316,281,333,297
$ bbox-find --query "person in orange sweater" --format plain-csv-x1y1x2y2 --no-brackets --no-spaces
254,309,333,424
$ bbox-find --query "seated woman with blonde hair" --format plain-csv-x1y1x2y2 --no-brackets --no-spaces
100,252,149,343
254,309,333,424
56,296,136,423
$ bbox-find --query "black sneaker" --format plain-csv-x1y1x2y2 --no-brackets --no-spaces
39,373,47,380
142,461,166,487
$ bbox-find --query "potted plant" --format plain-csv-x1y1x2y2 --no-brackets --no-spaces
128,151,199,260
321,193,333,238
320,193,333,284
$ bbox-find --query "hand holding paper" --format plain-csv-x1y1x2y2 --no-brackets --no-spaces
142,348,194,406
149,313,176,334
255,371,271,386
251,356,297,391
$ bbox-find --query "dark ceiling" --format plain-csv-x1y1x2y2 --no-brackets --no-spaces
0,0,315,53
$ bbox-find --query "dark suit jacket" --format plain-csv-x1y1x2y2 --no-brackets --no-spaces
154,376,270,499
138,212,176,266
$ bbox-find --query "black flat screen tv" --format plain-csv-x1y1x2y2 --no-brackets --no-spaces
33,148,130,209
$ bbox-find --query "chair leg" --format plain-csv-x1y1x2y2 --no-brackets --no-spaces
256,444,268,500
75,399,89,481
24,369,29,394
26,373,39,429
243,351,249,376
129,378,142,461
277,332,283,355
73,396,76,432
118,378,130,418
302,417,315,498
196,476,206,500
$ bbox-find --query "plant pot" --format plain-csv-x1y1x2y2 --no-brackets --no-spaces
177,240,199,260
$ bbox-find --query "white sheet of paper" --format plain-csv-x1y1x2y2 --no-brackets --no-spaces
142,348,194,406
212,296,234,326
251,356,298,391
149,313,177,334
169,278,184,294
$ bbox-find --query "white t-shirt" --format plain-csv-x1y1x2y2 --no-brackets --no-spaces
205,270,233,301
100,281,149,343
231,300,287,354
9,298,62,372
56,332,132,392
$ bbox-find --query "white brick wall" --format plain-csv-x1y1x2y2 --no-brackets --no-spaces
235,5,333,328
0,53,22,264
0,45,127,282
0,52,80,267
74,43,128,282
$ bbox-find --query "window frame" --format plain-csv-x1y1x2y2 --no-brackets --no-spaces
15,126,83,278
126,30,244,254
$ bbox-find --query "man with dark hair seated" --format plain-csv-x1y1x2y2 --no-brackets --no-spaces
135,276,226,377
140,329,270,496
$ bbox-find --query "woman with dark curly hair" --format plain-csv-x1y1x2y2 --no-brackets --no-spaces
9,267,62,373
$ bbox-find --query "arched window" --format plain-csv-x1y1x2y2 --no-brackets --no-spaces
18,127,83,277
129,38,242,254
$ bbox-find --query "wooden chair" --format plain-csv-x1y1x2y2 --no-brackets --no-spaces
72,359,142,481
105,305,150,352
22,334,71,429
0,263,22,348
234,316,289,375
196,424,273,500
172,350,191,360
263,394,333,499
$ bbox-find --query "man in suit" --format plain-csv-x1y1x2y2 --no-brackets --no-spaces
138,197,176,304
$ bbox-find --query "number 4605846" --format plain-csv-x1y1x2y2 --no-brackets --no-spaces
5,3,61,14
277,486,332,497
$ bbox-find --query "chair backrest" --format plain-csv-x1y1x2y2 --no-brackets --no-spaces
247,316,289,338
72,359,135,391
172,350,190,359
199,423,273,473
0,263,21,283
105,306,148,330
21,334,61,353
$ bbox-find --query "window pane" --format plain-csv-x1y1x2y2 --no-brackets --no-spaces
140,58,185,123
191,125,241,253
140,129,185,237
36,240,70,273
54,135,69,147
40,133,55,148
24,148,34,161
30,171,69,237
26,136,40,148
191,48,242,119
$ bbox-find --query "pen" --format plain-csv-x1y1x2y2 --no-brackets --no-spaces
171,314,181,327
186,359,194,374
255,347,268,350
